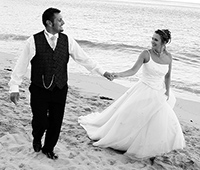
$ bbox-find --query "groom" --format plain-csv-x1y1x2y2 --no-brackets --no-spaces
9,7,112,159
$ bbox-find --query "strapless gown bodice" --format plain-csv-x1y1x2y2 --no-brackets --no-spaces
141,56,168,90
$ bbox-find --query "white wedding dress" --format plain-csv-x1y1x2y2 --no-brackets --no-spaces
78,50,185,159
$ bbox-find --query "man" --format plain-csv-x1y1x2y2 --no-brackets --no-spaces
9,7,112,160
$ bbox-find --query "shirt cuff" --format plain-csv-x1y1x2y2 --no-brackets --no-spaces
91,67,106,76
9,85,19,93
98,68,106,76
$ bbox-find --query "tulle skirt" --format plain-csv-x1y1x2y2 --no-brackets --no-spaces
78,81,185,159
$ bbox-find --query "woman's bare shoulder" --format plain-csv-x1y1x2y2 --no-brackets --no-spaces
140,49,151,63
166,51,172,63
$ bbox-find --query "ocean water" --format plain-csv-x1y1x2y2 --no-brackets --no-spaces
0,0,200,101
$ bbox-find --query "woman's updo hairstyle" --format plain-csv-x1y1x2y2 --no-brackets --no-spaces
155,29,171,44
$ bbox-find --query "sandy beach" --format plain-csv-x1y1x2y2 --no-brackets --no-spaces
0,52,200,170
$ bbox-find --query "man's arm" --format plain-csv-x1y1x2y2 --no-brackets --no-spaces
9,36,35,105
68,36,106,76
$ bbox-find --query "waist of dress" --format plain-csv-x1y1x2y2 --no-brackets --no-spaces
140,78,165,90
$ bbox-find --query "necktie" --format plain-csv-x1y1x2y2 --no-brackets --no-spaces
50,35,56,50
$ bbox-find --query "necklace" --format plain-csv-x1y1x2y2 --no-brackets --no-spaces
152,49,159,56
152,49,164,57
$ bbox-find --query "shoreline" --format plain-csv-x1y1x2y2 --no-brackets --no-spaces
1,51,200,128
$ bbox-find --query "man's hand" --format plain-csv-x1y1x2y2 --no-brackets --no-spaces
10,92,20,105
103,72,114,81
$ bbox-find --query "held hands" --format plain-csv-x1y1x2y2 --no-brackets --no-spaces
103,72,119,81
103,72,113,81
10,92,20,105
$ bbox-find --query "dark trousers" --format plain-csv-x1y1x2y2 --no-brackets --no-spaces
29,83,68,152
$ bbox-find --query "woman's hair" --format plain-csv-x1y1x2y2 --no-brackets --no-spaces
42,7,61,27
155,29,171,44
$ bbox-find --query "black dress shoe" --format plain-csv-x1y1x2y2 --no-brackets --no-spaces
149,157,156,165
33,141,42,152
42,149,58,160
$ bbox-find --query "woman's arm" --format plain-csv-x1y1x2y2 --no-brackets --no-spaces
113,50,148,78
164,54,172,99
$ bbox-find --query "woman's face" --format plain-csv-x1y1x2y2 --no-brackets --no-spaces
151,33,162,50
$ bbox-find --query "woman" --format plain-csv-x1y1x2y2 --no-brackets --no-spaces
78,29,185,163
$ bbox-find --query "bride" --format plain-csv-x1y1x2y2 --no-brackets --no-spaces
78,29,185,164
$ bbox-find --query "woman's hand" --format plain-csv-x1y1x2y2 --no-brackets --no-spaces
165,91,169,100
111,73,119,79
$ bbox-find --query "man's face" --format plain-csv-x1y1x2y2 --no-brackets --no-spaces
51,13,65,33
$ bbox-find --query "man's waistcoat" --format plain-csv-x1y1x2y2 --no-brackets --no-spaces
31,31,69,90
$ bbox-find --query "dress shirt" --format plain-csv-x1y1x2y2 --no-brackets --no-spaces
9,30,105,93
